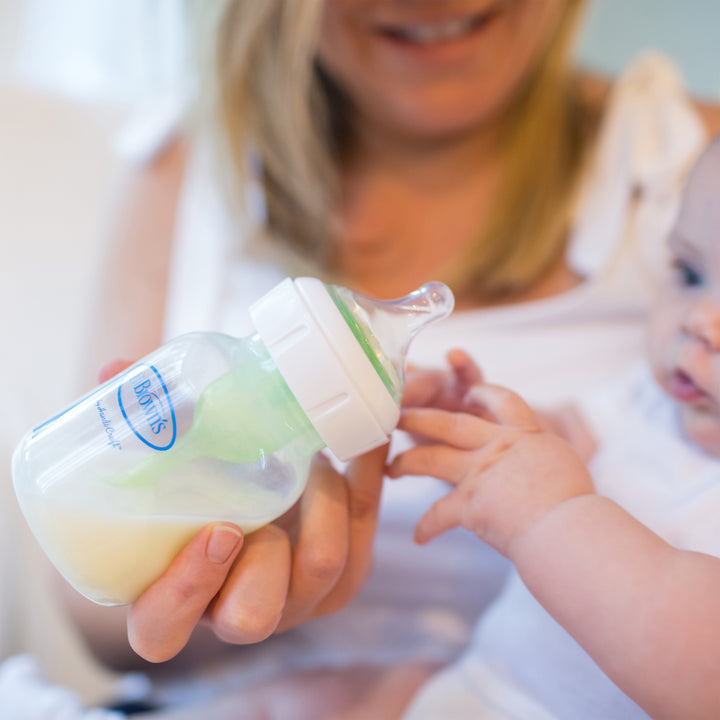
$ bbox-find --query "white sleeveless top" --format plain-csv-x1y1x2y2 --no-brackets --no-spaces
158,53,706,694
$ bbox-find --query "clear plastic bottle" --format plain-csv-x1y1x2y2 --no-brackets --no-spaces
12,277,454,606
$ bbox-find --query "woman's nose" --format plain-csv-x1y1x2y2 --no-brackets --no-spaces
682,300,720,351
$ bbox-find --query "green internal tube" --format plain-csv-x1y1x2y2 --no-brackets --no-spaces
114,359,321,488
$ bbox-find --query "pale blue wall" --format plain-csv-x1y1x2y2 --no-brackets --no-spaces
0,1,718,102
576,0,720,99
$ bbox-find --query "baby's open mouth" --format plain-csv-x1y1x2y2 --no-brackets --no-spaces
669,368,707,404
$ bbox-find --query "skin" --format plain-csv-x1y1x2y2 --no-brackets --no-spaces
647,137,720,456
316,0,566,143
66,0,720,701
69,363,388,667
317,0,579,302
387,141,720,719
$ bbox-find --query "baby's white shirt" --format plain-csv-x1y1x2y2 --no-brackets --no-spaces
404,364,720,720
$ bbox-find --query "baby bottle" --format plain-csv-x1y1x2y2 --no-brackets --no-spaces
12,277,454,606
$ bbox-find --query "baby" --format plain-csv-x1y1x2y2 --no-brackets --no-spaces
391,134,720,720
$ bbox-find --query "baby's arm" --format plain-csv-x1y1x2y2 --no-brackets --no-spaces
389,383,720,720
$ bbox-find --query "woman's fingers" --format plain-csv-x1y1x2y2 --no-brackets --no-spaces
128,445,388,656
313,444,388,617
274,456,350,631
215,445,387,637
127,522,243,662
207,524,292,644
98,359,133,383
330,445,387,589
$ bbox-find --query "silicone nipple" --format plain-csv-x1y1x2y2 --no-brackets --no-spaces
327,281,455,402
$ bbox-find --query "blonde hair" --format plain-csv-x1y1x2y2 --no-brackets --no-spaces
199,0,596,295
454,0,597,299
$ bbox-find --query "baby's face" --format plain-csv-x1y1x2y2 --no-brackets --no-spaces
647,139,720,456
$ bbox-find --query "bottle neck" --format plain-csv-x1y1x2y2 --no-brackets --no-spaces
248,277,401,461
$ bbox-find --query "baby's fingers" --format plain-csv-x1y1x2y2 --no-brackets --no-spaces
465,384,538,427
397,408,489,449
414,493,465,544
403,367,446,408
388,444,471,483
446,349,483,389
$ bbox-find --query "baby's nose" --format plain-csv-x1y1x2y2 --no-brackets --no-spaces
682,300,720,351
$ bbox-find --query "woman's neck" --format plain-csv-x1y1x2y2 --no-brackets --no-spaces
330,75,607,305
329,117,505,300
346,112,505,190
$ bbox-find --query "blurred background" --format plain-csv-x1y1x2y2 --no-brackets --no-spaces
0,0,719,706
2,0,720,104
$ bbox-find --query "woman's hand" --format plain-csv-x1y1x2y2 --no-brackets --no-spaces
128,448,387,662
98,361,388,663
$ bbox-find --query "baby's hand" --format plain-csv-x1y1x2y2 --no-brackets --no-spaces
388,382,594,560
403,349,486,413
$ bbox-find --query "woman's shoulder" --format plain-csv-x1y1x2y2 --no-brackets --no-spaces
91,134,189,366
130,133,188,186
576,70,612,117
118,135,189,253
694,100,720,137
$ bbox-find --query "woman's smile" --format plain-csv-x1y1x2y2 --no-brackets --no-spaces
370,3,506,69
317,0,565,140
374,5,502,45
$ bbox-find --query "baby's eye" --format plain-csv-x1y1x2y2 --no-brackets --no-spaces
672,258,703,287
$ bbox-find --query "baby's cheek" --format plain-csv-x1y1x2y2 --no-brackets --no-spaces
645,309,675,375
679,406,720,458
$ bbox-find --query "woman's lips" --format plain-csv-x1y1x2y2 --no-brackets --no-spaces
668,368,708,404
375,7,500,47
